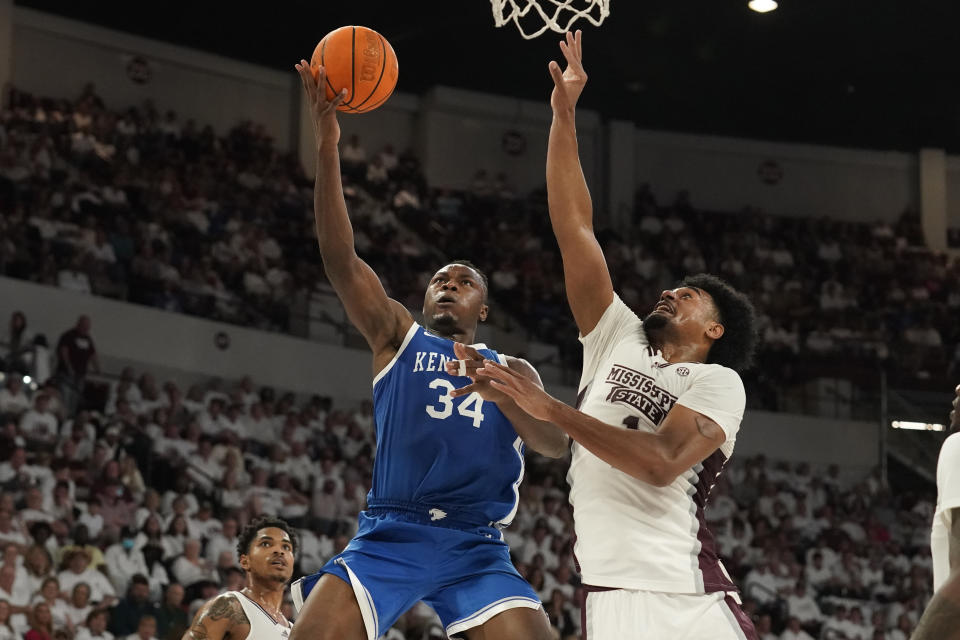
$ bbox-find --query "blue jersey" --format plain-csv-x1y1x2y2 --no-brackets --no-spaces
369,323,525,528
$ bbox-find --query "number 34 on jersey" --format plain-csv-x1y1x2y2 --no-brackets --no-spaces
425,378,485,428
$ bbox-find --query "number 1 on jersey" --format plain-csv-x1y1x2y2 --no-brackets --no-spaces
425,378,485,428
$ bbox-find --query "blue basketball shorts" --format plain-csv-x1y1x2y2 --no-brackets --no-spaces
290,509,542,639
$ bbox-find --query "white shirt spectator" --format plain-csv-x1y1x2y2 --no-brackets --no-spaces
171,555,217,587
19,408,59,443
77,511,105,539
57,268,92,294
58,567,116,603
104,544,150,594
786,589,822,624
0,384,31,416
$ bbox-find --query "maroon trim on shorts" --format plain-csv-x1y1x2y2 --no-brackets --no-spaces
693,450,739,593
724,595,759,640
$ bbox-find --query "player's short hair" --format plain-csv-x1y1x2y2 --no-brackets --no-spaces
446,259,489,300
236,516,298,559
680,273,757,373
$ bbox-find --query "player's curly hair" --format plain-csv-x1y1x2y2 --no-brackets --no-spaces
680,273,757,373
236,516,298,559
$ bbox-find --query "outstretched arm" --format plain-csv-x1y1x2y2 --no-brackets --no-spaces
477,360,725,486
182,594,248,640
295,61,412,355
546,31,614,336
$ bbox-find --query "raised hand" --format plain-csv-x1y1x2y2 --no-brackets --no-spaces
548,30,587,115
295,60,348,149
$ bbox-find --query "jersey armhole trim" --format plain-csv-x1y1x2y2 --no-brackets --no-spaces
372,323,420,388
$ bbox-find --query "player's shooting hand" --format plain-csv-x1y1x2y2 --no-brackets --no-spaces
295,60,347,149
447,343,511,405
475,360,560,422
951,383,959,430
549,30,587,116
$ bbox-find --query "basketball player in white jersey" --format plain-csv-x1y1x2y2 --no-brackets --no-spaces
182,517,295,640
472,31,760,639
912,383,960,640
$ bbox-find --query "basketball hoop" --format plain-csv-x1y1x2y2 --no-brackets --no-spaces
490,0,610,40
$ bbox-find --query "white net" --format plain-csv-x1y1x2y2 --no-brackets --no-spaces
490,0,610,40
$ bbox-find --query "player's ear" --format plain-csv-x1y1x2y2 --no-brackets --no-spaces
706,322,724,341
479,304,489,322
238,554,250,572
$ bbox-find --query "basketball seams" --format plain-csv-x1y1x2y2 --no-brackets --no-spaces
319,37,337,100
349,33,388,112
343,26,356,107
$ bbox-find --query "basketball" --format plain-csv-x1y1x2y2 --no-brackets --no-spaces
311,26,399,114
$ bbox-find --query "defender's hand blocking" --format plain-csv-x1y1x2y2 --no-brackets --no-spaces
549,30,587,115
446,343,512,405
295,60,347,148
476,360,559,422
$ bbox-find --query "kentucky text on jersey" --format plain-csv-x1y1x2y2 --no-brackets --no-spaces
412,351,454,372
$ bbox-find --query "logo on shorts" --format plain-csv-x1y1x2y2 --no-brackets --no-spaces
429,508,447,521
676,367,690,377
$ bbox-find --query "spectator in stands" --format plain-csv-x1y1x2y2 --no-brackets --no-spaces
153,583,186,640
0,599,16,640
0,563,29,631
19,393,59,450
22,546,54,598
104,528,148,595
170,540,216,591
54,316,99,416
57,549,115,605
0,375,31,417
31,577,70,632
108,575,154,638
74,609,112,640
780,617,814,640
62,583,92,629
3,311,34,375
24,602,53,640
125,613,158,640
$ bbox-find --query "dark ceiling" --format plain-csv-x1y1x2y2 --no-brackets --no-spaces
16,0,960,152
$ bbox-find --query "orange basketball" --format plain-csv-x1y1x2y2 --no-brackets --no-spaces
311,26,399,114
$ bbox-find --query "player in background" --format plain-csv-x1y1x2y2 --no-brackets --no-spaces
182,517,296,640
912,384,960,640
288,60,564,640
470,31,759,639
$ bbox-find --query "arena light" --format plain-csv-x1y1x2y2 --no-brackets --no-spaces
748,0,778,13
891,420,945,432
22,375,32,385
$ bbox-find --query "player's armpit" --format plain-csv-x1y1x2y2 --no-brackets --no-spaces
182,594,248,640
645,404,727,487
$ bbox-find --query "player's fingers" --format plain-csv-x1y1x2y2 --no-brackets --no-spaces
450,381,485,398
575,29,583,60
548,61,565,87
558,41,584,74
955,383,960,395
326,88,348,111
445,359,481,378
453,342,483,362
477,360,518,382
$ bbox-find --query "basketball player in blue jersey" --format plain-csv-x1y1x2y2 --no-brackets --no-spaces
290,61,564,640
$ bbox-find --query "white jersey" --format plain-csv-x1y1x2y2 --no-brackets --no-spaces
932,432,960,591
570,295,745,594
226,591,291,640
